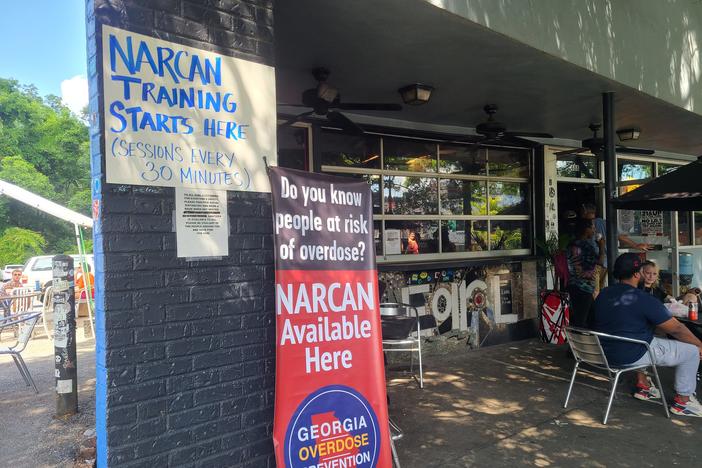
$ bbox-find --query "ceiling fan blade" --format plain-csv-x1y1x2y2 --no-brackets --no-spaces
554,147,588,156
616,146,655,155
335,103,402,111
505,130,554,138
327,111,364,135
278,110,314,128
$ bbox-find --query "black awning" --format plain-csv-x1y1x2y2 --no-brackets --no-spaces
612,156,702,211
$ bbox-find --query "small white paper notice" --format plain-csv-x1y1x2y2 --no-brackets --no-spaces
176,188,229,258
384,229,402,255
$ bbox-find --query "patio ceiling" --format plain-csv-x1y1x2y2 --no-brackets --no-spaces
274,0,702,157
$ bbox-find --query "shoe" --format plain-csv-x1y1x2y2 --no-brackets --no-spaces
634,384,661,401
671,395,702,417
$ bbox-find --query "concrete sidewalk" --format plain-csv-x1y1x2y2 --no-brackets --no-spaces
0,322,96,468
387,339,700,467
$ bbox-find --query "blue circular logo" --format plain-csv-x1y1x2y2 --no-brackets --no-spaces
284,385,380,467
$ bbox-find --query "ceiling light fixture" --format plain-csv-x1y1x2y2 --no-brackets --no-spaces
398,83,434,105
616,127,641,141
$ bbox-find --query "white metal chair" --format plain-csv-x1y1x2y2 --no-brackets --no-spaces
564,326,670,424
10,287,34,314
0,312,41,393
380,302,435,388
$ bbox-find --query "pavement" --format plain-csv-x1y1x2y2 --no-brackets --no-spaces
0,319,96,468
387,338,702,468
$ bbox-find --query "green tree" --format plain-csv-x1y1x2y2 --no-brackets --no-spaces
0,78,91,260
0,227,46,266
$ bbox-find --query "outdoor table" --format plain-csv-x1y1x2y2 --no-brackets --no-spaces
678,316,702,341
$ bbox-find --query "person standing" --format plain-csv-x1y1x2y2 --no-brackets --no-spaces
567,218,605,327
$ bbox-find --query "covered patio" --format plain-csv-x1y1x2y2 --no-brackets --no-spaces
386,339,699,467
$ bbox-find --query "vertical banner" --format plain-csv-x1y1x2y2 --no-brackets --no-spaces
269,167,391,467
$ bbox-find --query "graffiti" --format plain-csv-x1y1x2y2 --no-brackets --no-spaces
379,263,523,347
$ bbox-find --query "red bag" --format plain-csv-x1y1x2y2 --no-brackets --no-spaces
539,290,570,344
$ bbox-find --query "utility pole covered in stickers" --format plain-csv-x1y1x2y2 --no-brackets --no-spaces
269,167,391,467
53,255,78,416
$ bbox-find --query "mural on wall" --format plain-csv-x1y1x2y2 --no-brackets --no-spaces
379,263,523,347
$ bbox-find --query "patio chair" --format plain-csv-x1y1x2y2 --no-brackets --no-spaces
380,302,437,388
564,326,670,424
0,312,41,393
10,287,34,314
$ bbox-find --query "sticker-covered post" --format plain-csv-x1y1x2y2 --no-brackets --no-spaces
53,255,78,416
269,167,391,467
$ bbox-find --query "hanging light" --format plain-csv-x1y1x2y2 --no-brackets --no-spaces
616,127,641,141
398,84,434,105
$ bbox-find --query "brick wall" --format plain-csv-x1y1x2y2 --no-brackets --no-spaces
86,1,276,466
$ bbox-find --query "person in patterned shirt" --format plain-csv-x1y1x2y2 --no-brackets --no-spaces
567,218,605,327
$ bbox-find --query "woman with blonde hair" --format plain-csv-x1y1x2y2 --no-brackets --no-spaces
639,260,673,303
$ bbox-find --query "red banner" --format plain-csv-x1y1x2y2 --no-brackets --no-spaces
269,166,391,467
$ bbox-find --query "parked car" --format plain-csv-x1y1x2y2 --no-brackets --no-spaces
2,264,24,282
21,254,94,292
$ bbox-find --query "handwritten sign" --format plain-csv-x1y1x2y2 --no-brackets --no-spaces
101,26,276,192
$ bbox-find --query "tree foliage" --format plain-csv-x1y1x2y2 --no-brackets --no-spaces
0,227,46,266
0,78,91,266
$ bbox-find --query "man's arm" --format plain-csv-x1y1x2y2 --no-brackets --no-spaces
657,318,702,357
618,233,652,251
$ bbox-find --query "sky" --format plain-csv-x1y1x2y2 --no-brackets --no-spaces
0,1,88,115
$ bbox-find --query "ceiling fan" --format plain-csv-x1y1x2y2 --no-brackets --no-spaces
451,104,553,147
279,67,402,135
554,123,655,157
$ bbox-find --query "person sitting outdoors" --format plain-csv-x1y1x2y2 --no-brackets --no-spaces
75,264,94,299
591,253,702,417
639,260,674,303
567,218,605,326
1,269,23,317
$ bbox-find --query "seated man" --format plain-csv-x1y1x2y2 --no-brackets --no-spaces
591,253,702,417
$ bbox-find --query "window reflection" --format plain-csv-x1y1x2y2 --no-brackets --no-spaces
439,145,487,175
318,129,381,169
384,138,437,172
658,163,679,176
679,212,691,246
618,160,653,181
384,176,438,215
277,125,308,170
442,220,488,252
488,182,528,215
488,148,529,178
556,154,597,179
440,179,487,215
384,221,439,255
491,220,530,250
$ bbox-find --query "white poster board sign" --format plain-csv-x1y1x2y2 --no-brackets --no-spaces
384,229,401,255
175,188,229,258
101,25,276,192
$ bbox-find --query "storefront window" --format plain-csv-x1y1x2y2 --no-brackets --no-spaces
695,212,702,245
277,125,308,170
441,220,488,252
488,182,529,215
658,163,679,176
618,160,653,181
319,132,532,260
491,220,531,250
383,220,439,255
439,145,487,175
556,154,598,179
679,212,692,246
383,138,437,172
488,148,529,178
439,179,487,215
383,176,438,215
318,129,381,169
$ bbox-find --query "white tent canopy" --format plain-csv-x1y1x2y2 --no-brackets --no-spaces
0,179,92,229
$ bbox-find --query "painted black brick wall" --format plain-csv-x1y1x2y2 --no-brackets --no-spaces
86,1,276,466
